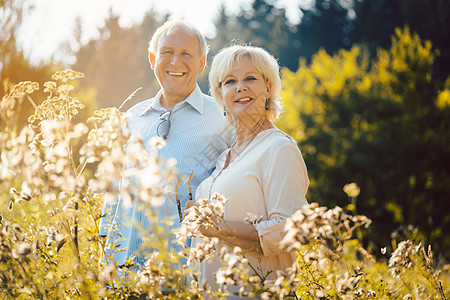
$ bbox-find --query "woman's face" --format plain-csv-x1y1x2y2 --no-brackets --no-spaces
219,57,271,125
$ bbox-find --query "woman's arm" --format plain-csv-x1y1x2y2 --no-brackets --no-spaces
254,141,309,256
201,219,262,253
184,200,262,253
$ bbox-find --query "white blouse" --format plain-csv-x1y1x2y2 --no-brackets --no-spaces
194,127,309,288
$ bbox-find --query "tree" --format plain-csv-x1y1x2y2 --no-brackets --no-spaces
295,0,352,62
277,27,450,260
208,0,298,71
1,0,95,129
0,0,29,75
352,0,450,80
72,9,165,110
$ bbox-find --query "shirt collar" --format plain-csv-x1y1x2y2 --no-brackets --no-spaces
140,85,204,116
184,85,204,115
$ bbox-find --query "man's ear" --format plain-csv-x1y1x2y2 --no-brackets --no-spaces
198,56,207,74
149,52,156,70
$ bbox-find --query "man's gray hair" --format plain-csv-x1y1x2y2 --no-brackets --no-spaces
148,20,209,58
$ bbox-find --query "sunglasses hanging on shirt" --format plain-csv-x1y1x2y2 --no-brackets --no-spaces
174,171,195,222
157,110,172,139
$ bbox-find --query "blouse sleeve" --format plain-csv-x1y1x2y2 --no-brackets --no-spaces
253,141,309,256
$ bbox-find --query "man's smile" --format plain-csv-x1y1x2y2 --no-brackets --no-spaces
167,71,186,76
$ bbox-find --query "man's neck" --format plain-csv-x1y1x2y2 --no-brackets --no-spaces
160,90,193,110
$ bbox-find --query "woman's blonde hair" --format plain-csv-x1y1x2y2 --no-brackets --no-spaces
209,45,283,122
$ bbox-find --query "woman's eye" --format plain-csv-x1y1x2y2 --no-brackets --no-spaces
246,76,257,81
224,79,236,85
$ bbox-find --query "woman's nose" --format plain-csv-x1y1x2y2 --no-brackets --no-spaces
236,82,248,92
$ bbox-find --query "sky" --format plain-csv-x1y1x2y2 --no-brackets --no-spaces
17,0,307,65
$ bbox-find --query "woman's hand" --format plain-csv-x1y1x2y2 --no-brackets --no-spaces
184,200,223,238
183,200,262,253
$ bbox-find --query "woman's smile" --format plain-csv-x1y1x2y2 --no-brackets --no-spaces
235,97,253,104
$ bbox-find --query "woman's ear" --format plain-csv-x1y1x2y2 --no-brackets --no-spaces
265,81,272,99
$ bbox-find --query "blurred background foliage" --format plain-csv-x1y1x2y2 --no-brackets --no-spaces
1,0,449,261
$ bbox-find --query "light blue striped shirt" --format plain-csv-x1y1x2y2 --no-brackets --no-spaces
99,85,233,267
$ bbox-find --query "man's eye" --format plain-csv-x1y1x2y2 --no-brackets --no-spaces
224,79,235,85
182,52,192,57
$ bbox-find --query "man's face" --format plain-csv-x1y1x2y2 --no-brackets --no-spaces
149,30,206,102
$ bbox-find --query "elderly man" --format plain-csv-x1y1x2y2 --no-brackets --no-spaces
99,20,233,269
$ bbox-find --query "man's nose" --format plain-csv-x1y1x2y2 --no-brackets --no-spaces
170,53,180,65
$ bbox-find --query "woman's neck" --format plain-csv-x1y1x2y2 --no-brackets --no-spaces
232,117,274,150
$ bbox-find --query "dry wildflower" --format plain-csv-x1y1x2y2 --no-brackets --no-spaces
82,109,176,209
179,207,203,239
260,266,300,299
423,244,433,267
136,252,164,286
5,81,39,99
98,263,118,284
0,126,43,190
30,94,85,122
308,288,328,299
118,87,143,111
12,242,31,259
244,212,263,225
1,221,35,262
343,182,360,198
86,107,123,125
183,195,228,239
281,203,371,252
213,246,250,288
388,240,415,277
51,69,85,82
148,136,166,150
182,237,219,264
336,271,362,295
28,70,85,123
43,81,57,93
210,192,228,218
1,81,39,137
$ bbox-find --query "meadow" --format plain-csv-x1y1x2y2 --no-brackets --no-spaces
0,70,448,299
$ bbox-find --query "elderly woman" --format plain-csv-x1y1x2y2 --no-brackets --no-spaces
187,45,309,291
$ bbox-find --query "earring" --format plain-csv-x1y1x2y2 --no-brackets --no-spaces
223,107,226,116
265,99,269,111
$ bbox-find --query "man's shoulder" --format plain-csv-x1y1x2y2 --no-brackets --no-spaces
126,97,156,117
199,93,222,115
200,93,216,105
